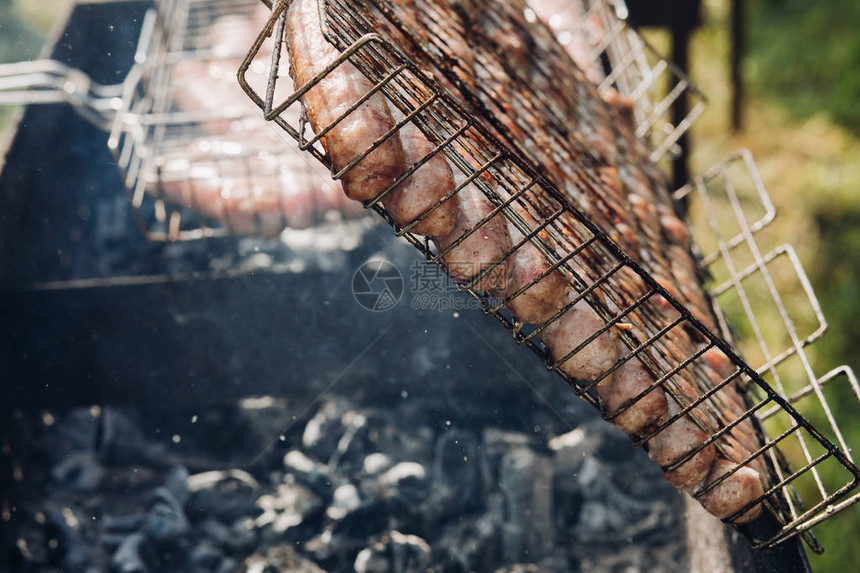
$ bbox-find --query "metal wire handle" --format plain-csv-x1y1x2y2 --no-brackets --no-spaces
678,149,860,541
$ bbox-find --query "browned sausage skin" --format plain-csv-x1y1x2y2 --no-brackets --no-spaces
435,180,513,293
384,116,460,237
697,458,764,523
286,0,405,202
503,210,570,325
602,357,669,436
646,399,717,490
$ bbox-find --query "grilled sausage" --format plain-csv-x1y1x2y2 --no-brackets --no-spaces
647,399,716,490
504,214,570,325
435,179,513,293
602,357,669,436
384,117,459,237
286,0,405,202
697,458,763,523
543,297,621,382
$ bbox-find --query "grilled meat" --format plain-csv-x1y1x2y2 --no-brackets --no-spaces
152,4,368,237
286,0,406,202
383,113,459,236
280,0,766,524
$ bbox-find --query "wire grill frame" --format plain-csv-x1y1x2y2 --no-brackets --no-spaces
0,0,704,242
104,0,707,242
238,0,860,550
530,0,707,162
675,150,860,538
108,0,265,241
107,0,367,242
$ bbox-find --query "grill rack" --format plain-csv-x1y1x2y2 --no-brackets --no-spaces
238,0,860,550
104,0,709,241
0,0,701,241
677,150,860,538
528,0,707,162
109,0,364,242
0,0,358,242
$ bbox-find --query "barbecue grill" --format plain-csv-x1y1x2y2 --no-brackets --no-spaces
1,0,858,570
237,0,860,553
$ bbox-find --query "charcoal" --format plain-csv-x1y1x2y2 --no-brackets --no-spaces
325,482,361,521
216,557,238,573
583,418,640,465
11,363,690,573
302,396,355,460
284,450,333,499
111,532,148,573
431,430,482,511
98,408,160,466
163,466,191,507
548,427,597,477
330,498,391,540
573,457,674,544
51,451,104,491
143,487,189,544
361,452,394,476
480,429,534,490
229,518,260,553
548,428,590,531
327,411,369,474
196,518,232,547
44,504,95,572
304,528,349,566
433,509,502,573
369,462,429,510
498,447,554,563
236,396,294,446
102,513,148,534
366,416,435,464
353,530,431,573
188,540,223,571
492,565,540,573
10,389,693,573
187,471,260,523
255,480,323,534
239,546,327,573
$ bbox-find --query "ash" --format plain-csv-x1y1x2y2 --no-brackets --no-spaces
7,383,688,573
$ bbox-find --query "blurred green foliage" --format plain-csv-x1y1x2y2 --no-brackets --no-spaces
748,0,860,134
744,1,860,570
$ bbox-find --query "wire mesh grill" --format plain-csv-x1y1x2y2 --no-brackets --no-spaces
238,0,860,550
111,0,707,241
0,0,700,242
106,0,366,241
675,150,860,545
529,0,706,162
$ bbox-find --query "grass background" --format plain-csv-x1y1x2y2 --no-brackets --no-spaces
2,0,859,570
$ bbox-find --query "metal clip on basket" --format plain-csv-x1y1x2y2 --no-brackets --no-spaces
238,0,860,550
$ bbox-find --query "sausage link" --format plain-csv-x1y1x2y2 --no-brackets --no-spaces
697,458,763,523
435,180,512,294
286,0,405,201
384,117,459,237
503,213,570,325
647,399,716,490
